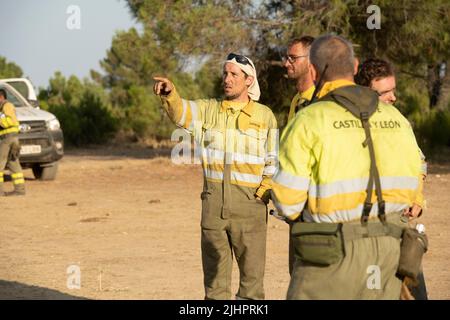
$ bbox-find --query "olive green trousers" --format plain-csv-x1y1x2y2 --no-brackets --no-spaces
287,213,406,300
201,189,268,300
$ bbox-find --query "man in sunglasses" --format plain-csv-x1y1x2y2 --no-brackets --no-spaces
153,53,277,300
356,58,428,300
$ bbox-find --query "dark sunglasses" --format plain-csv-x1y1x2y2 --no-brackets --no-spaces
227,53,250,65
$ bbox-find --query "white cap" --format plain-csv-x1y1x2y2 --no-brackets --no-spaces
224,54,261,101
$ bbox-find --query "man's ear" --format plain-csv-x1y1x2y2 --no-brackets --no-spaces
245,75,254,87
310,64,318,83
353,57,359,75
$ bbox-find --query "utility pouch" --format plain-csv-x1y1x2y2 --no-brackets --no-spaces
9,141,21,161
397,228,428,280
291,222,345,266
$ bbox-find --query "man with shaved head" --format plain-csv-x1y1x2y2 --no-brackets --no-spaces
271,35,425,299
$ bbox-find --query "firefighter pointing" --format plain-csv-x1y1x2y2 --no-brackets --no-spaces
153,54,278,300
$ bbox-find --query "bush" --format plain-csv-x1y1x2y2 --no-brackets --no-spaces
49,91,117,146
416,110,450,151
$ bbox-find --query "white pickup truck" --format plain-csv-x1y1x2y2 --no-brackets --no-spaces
0,78,63,180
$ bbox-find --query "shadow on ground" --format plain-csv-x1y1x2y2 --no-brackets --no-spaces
0,280,88,300
65,146,173,160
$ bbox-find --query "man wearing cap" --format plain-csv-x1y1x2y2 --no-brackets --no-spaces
153,54,278,300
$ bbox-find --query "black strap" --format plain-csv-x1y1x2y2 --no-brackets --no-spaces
318,96,387,226
305,64,328,107
295,99,311,114
360,112,386,226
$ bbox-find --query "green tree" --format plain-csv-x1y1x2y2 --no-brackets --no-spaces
0,56,23,78
39,72,117,146
95,0,450,147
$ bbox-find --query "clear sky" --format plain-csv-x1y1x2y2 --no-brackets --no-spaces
0,0,139,89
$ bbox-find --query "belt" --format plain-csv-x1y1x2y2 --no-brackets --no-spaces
341,221,404,241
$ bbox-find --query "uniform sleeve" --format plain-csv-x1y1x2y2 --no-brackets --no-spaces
414,148,427,210
270,112,316,220
160,86,204,134
255,111,278,200
0,102,19,128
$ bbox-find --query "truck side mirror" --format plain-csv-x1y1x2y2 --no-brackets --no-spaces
29,99,40,109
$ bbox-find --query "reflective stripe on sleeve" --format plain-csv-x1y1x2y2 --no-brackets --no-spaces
272,170,310,191
178,99,188,127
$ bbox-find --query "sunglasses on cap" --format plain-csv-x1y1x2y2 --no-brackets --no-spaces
227,53,251,66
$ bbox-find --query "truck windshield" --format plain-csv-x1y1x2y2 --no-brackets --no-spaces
0,85,27,107
7,81,29,100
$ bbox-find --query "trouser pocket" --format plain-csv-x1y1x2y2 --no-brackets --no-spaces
291,222,345,266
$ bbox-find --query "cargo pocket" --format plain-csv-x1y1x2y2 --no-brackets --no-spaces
202,123,223,151
238,125,267,162
291,222,345,266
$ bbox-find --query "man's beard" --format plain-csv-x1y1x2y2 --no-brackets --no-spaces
289,67,308,82
224,88,244,100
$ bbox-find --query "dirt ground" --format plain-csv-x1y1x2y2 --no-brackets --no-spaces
0,146,449,300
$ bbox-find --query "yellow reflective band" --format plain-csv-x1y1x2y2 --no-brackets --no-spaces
11,173,24,179
13,179,25,185
271,181,308,206
0,126,19,135
307,189,417,215
206,163,265,176
230,179,260,188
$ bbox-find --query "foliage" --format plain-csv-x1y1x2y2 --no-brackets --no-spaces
39,72,117,146
0,56,23,78
31,1,450,150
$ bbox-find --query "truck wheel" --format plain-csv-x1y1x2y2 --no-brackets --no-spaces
32,162,59,181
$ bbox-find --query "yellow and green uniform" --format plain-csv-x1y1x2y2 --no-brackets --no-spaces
287,85,315,123
286,85,315,276
0,101,20,135
160,87,278,300
272,80,423,222
272,80,424,299
0,100,25,195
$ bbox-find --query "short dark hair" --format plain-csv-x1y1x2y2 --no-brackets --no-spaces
355,58,395,87
0,88,7,99
310,34,355,81
288,36,315,49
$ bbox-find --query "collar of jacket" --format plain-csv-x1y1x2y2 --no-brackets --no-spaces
317,79,355,99
220,99,259,130
290,85,316,110
220,99,254,114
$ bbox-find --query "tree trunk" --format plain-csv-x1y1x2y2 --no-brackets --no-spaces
427,64,439,108
436,61,450,112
